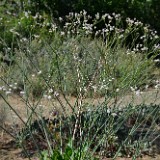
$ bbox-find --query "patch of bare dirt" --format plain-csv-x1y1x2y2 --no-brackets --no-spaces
0,132,39,160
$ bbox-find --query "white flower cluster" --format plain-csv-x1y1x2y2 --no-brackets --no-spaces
0,82,18,95
43,88,59,100
58,10,160,55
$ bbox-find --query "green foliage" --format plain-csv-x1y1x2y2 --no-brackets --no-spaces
20,103,160,159
0,2,160,160
41,143,99,160
0,10,158,97
0,2,18,52
26,0,160,33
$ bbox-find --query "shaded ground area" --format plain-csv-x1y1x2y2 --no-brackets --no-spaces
0,123,39,160
1,133,160,160
0,135,29,160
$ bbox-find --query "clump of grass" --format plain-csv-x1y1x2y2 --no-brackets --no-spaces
0,10,160,160
18,103,160,159
1,10,159,98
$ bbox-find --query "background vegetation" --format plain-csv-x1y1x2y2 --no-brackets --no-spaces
25,0,160,32
0,0,160,160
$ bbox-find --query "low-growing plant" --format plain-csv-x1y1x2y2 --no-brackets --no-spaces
40,141,99,160
0,9,160,160
16,103,160,159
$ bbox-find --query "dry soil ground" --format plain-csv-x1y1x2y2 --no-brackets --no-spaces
0,88,160,160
